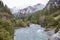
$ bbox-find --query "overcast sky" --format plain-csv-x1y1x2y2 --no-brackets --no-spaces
2,0,49,9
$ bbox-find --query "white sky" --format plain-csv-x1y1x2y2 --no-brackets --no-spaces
2,0,49,9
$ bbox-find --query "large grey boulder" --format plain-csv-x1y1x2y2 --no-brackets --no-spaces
49,31,60,40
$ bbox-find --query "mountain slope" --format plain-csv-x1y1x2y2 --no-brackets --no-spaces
0,1,15,40
45,0,60,9
11,3,45,19
11,3,45,14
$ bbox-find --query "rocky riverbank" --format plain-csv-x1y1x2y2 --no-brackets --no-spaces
48,31,60,40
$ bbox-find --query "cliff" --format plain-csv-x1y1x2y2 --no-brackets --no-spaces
45,0,60,9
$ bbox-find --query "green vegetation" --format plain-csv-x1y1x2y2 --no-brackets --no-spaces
0,19,14,40
15,19,30,28
31,7,60,33
0,1,15,40
0,1,30,40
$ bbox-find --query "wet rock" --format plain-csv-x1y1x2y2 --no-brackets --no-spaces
49,31,60,40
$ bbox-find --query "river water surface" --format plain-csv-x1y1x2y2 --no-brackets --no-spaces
14,24,49,40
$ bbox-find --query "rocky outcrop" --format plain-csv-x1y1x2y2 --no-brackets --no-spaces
45,0,60,9
49,31,60,40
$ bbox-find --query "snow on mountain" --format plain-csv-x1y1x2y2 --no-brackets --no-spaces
11,3,45,14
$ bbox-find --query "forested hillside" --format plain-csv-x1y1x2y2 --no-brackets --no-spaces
0,1,15,40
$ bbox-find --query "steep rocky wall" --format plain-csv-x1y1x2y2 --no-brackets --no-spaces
45,0,60,9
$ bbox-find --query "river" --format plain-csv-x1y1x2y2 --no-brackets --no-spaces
14,24,49,40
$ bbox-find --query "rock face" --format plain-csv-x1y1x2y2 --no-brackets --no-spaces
45,0,60,9
49,31,60,40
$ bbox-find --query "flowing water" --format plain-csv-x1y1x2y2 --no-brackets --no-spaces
14,24,49,40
